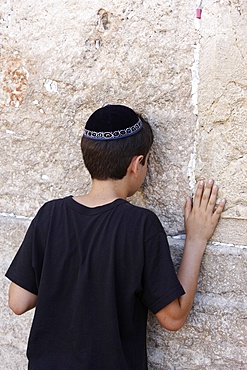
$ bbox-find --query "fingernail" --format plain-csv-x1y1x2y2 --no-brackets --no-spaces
199,180,204,186
208,179,213,185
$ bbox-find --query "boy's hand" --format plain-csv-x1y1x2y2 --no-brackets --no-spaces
184,179,226,244
156,180,226,331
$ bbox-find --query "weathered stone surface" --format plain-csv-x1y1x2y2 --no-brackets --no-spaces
196,0,247,245
0,0,196,235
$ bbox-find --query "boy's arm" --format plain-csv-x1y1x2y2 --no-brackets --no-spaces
156,180,226,331
8,282,37,315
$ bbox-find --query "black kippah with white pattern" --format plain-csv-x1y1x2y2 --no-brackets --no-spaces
83,105,143,141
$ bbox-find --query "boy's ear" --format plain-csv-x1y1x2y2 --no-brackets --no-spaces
129,155,144,177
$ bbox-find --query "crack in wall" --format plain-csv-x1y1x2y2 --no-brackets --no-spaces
0,213,33,221
187,17,202,193
170,235,247,249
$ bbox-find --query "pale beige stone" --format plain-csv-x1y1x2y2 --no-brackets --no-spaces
196,0,247,245
0,0,196,236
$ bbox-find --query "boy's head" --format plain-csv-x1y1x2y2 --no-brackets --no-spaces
81,105,153,180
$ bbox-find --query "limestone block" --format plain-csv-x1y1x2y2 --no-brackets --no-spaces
196,0,247,244
0,0,197,235
169,238,247,300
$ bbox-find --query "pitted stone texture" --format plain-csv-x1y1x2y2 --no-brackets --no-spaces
0,114,90,216
0,0,196,235
196,0,247,244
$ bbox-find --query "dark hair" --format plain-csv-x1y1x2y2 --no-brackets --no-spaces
81,118,153,180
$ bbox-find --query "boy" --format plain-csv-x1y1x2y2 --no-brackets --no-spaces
6,104,226,369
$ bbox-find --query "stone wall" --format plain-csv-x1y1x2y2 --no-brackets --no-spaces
0,0,246,369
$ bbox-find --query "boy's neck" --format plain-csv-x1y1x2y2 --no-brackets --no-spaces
73,178,129,207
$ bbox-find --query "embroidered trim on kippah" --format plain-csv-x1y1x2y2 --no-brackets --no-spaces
83,118,143,140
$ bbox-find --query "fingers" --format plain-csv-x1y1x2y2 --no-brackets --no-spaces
200,179,215,210
193,180,204,208
207,184,219,213
185,180,226,242
193,179,225,213
184,196,192,220
212,198,226,222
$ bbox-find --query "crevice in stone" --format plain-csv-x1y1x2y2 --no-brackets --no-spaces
187,16,202,193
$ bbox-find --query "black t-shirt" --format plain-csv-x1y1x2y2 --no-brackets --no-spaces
6,197,184,370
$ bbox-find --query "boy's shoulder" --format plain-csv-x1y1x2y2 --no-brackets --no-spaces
117,200,164,232
36,196,67,213
121,200,157,217
31,196,70,224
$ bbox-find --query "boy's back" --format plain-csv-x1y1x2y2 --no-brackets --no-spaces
7,196,184,369
6,105,225,369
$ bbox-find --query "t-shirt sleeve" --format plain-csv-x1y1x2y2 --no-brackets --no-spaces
5,201,52,294
5,221,39,295
141,228,185,314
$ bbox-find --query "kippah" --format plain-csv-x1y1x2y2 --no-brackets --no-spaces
83,104,143,140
